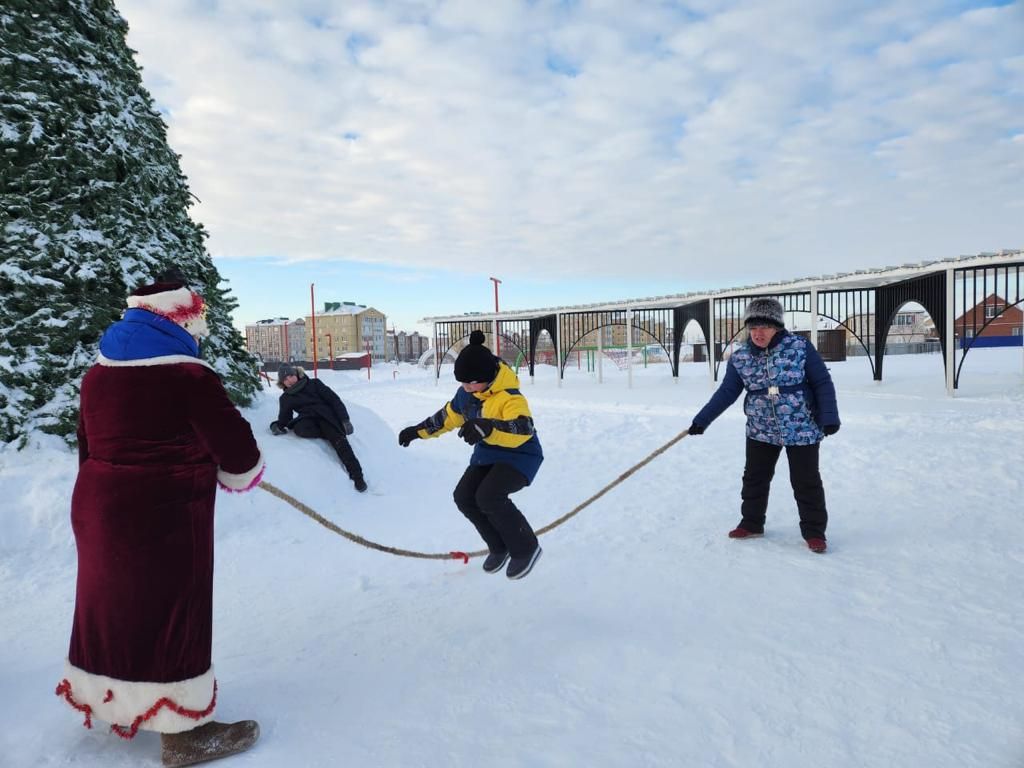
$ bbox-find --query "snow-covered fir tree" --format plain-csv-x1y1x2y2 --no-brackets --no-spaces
0,0,259,446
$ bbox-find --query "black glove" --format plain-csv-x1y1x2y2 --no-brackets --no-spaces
398,426,421,447
822,424,840,436
270,422,287,436
458,418,494,446
687,422,705,436
342,419,354,436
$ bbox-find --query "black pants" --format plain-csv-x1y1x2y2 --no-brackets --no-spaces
453,463,538,558
291,417,363,481
740,438,828,540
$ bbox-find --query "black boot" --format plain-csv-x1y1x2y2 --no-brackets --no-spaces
481,550,509,574
331,437,365,491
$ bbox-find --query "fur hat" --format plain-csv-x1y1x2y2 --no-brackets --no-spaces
742,297,785,329
276,365,305,389
454,330,499,383
128,274,209,338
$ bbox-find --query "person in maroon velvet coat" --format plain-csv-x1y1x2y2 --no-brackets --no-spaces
56,276,265,767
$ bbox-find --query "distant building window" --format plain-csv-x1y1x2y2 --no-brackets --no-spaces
965,329,975,338
1013,327,1023,337
984,304,999,319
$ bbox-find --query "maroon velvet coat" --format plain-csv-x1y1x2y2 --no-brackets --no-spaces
61,358,262,736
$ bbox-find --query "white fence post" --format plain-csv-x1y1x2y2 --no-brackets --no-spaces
810,288,819,349
707,298,716,386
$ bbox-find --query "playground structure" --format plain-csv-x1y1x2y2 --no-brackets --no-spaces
423,251,1023,394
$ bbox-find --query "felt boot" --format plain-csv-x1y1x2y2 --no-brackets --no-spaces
160,720,260,767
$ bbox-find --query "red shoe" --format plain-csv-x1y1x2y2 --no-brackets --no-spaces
806,538,827,553
728,527,763,539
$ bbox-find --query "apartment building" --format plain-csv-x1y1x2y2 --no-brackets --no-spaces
386,330,431,362
244,318,307,362
306,302,388,361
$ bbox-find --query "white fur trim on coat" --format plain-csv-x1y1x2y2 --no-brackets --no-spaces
217,451,265,491
127,286,197,316
61,660,216,734
97,353,215,370
182,315,210,338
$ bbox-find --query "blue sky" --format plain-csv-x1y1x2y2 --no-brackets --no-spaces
118,0,1024,334
219,257,702,333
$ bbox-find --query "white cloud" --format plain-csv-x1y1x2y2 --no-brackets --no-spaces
118,0,1024,287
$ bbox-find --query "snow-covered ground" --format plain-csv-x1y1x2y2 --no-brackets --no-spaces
2,348,1023,767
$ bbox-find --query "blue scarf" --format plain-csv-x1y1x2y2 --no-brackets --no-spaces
99,308,200,361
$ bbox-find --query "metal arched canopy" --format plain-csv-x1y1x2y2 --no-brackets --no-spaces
422,250,1022,323
422,250,1023,394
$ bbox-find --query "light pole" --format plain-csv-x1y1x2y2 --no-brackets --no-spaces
489,276,502,356
310,283,318,379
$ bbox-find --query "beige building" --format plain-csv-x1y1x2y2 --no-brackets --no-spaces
578,318,668,348
306,302,388,361
387,330,431,362
842,309,937,346
245,318,306,363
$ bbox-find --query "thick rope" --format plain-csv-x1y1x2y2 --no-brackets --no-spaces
258,428,690,562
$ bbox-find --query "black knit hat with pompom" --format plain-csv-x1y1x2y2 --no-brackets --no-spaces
454,330,499,383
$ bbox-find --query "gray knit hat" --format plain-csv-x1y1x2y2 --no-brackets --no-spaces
742,298,785,328
277,364,297,383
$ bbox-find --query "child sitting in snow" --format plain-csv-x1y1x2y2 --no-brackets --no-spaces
270,365,367,492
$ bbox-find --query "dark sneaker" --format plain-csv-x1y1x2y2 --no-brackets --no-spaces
728,526,764,539
481,550,509,574
806,538,827,554
506,545,542,580
161,720,259,767
353,477,368,493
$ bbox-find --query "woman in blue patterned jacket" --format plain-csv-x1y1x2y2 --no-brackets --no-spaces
688,298,840,554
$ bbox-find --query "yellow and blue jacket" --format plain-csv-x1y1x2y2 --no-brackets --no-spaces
411,362,543,483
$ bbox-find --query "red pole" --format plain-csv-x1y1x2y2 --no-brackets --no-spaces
489,276,502,356
282,321,289,363
310,283,318,379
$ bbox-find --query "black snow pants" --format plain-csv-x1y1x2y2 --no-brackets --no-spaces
292,417,364,482
453,463,538,559
740,437,828,540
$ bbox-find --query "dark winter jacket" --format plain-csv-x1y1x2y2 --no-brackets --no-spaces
693,330,840,446
273,375,351,434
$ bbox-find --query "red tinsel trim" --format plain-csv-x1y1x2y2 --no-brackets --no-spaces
56,677,218,740
103,689,114,702
55,678,93,729
218,464,265,493
135,291,205,324
110,680,218,740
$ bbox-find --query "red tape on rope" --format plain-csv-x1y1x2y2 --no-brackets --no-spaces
450,551,469,564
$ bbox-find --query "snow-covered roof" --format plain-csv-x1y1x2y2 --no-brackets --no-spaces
250,317,304,326
423,249,1023,322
